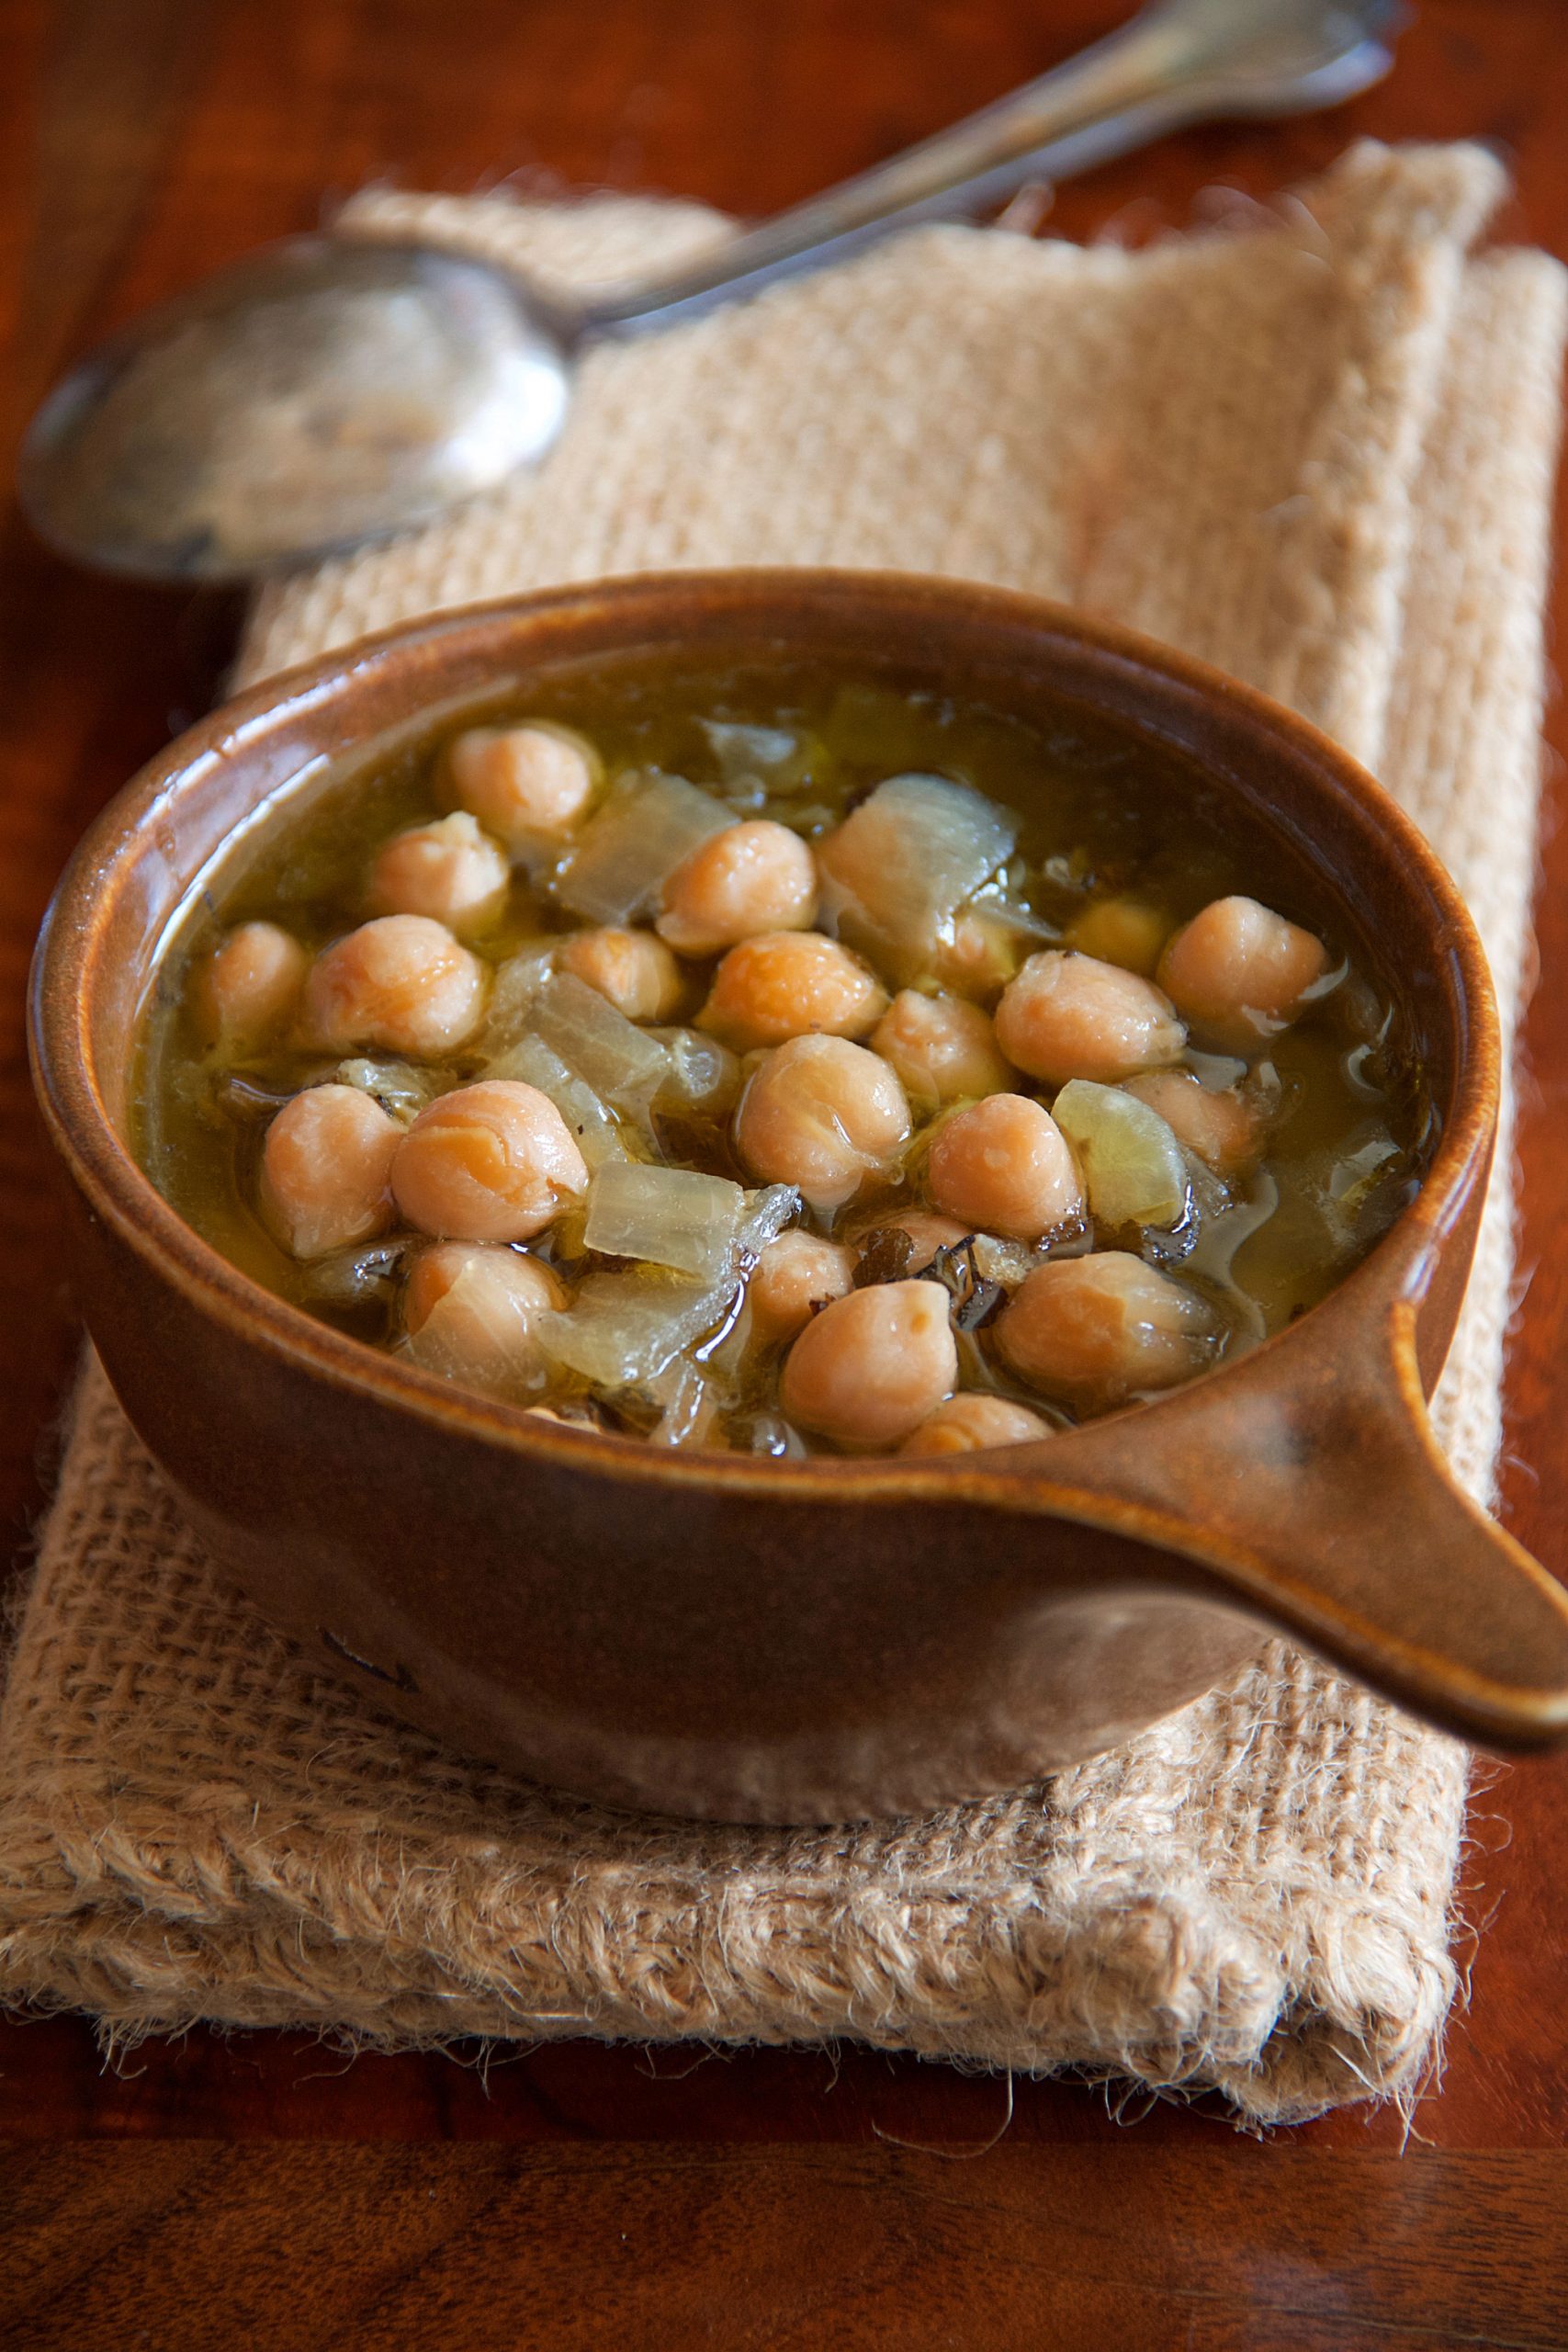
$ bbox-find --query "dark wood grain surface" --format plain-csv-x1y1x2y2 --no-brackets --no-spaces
5,2,1568,2343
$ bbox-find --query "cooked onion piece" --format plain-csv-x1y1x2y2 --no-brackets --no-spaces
996,1252,1217,1408
555,771,733,923
303,916,490,1058
698,932,888,1052
781,1279,958,1450
735,1183,805,1259
995,950,1185,1085
1157,895,1332,1050
481,1035,629,1170
701,719,815,789
1051,1080,1188,1230
734,1035,911,1211
536,1191,794,1396
391,1080,590,1242
334,1057,444,1125
527,971,671,1105
645,1359,722,1448
816,773,1016,982
584,1161,744,1280
480,942,559,1053
260,1083,400,1260
536,1269,739,1388
649,1027,743,1116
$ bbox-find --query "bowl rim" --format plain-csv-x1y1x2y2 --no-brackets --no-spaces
29,565,1500,1502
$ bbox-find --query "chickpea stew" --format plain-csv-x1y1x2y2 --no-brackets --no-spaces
135,662,1435,1459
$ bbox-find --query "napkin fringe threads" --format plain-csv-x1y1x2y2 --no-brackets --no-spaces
3,142,1562,2126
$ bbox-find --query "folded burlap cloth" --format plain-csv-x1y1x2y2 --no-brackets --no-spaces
2,142,1562,2126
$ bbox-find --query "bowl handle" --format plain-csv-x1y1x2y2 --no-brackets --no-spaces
1002,1295,1568,1748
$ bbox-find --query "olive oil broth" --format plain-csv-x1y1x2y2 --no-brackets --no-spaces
135,658,1435,1453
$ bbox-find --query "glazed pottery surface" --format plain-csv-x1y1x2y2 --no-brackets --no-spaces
30,571,1568,1822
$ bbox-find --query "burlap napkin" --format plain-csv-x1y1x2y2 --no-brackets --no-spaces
2,143,1562,2126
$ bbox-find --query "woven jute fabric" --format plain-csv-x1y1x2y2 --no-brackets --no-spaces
2,143,1562,2125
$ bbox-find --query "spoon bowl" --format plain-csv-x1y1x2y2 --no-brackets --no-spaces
19,240,575,579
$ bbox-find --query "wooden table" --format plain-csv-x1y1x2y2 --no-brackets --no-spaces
5,3,1568,2343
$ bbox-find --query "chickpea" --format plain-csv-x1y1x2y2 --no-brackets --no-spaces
781,1279,957,1451
1122,1069,1263,1178
1156,895,1331,1050
747,1230,856,1348
391,1080,589,1242
995,950,1185,1085
446,722,597,846
557,925,686,1022
1063,897,1168,978
303,915,490,1058
899,1394,1053,1455
871,989,1015,1109
403,1242,568,1397
194,921,308,1050
931,905,1031,1002
996,1251,1216,1408
698,932,889,1053
734,1035,911,1211
657,820,817,956
367,812,510,937
259,1082,400,1260
927,1093,1084,1242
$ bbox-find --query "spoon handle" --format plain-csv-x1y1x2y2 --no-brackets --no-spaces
578,0,1396,339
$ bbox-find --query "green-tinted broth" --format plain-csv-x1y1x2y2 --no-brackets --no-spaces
135,661,1434,1448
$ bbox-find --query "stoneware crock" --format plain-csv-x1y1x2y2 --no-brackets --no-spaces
29,571,1568,1823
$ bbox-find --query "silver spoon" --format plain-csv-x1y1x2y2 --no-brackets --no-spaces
18,0,1399,582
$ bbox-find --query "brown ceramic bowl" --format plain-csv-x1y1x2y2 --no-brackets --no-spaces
29,571,1568,1823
